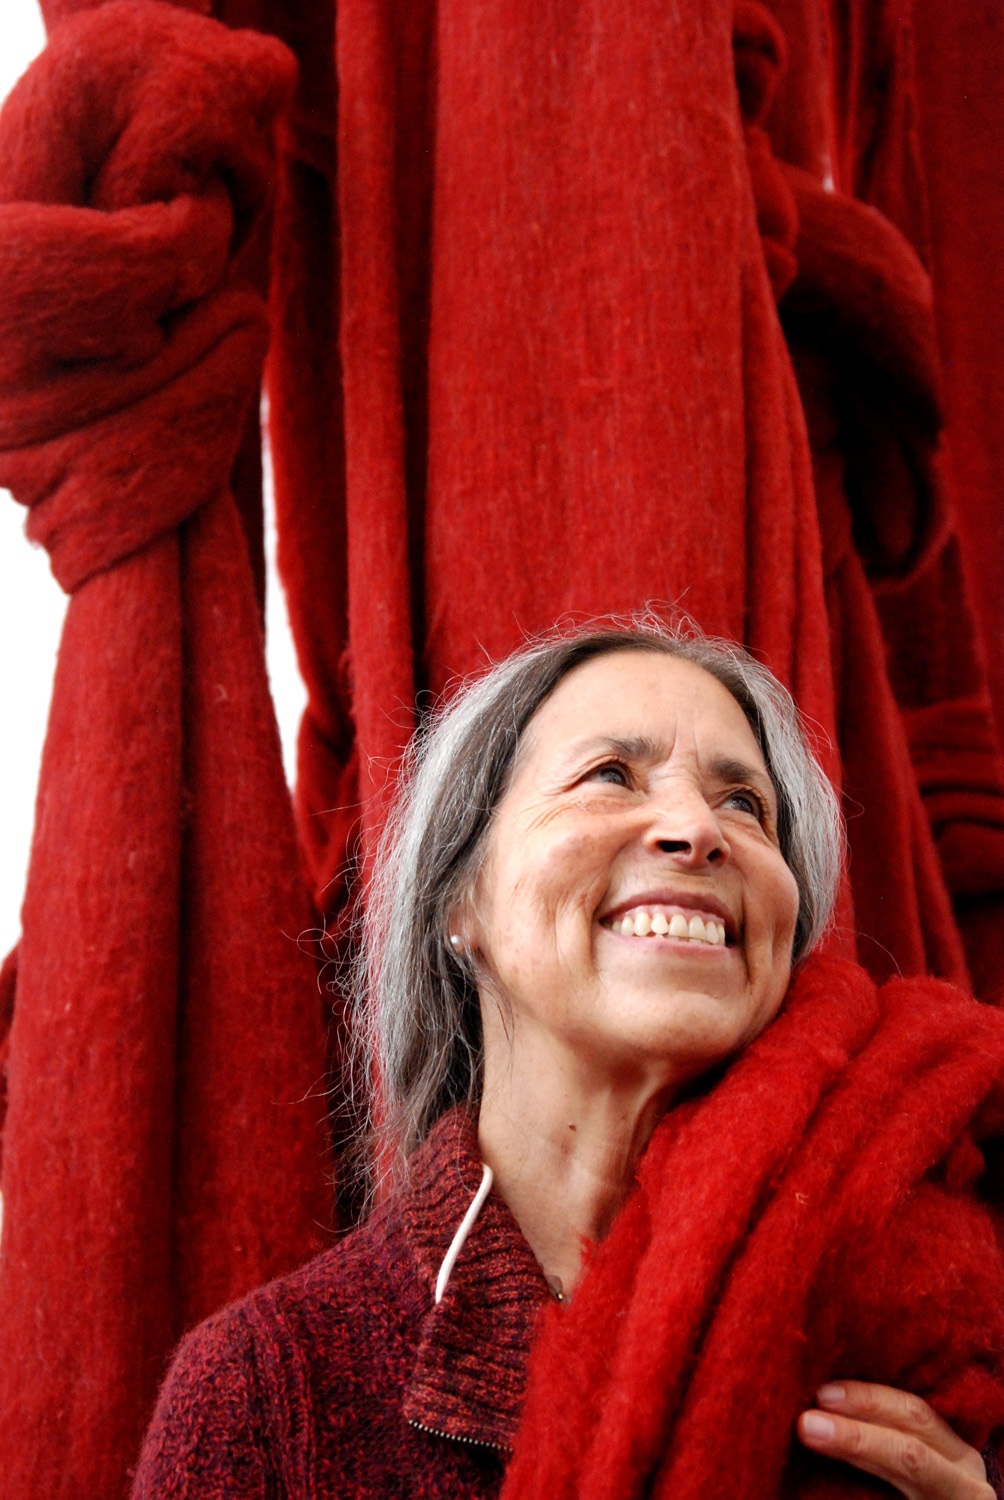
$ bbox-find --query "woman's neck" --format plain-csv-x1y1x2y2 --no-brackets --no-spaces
477,1042,672,1298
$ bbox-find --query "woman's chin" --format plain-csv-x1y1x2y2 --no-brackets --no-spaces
560,992,768,1091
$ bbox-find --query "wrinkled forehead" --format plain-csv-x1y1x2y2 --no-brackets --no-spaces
514,647,770,779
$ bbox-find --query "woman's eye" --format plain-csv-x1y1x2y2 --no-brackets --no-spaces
723,787,765,820
585,761,631,788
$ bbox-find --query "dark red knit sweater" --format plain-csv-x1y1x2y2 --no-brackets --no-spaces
129,1110,548,1498
131,1101,1004,1499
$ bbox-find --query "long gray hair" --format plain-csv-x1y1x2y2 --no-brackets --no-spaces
354,622,843,1181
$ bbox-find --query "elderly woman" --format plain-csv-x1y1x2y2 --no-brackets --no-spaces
132,625,1004,1499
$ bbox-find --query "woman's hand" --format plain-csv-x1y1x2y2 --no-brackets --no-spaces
797,1381,995,1498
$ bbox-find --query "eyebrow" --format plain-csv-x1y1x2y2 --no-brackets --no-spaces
707,755,778,806
560,734,664,766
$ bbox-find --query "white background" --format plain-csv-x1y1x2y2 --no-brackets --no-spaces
0,3,306,959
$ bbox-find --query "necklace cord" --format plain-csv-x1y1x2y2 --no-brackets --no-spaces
434,1163,494,1304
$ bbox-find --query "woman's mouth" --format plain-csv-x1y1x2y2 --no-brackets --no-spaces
602,906,729,946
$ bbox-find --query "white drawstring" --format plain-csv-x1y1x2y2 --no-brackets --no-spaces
434,1162,494,1304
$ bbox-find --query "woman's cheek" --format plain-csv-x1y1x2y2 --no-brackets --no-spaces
745,848,799,954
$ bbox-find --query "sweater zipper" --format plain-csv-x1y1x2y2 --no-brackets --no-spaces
408,1418,510,1452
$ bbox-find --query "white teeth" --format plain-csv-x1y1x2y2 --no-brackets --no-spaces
611,910,729,945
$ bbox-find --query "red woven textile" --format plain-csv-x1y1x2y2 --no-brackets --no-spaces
838,0,1004,736
0,6,327,1495
270,0,837,896
267,0,1004,991
503,955,1004,1500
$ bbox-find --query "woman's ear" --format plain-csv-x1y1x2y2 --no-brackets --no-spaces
446,924,478,960
445,893,482,961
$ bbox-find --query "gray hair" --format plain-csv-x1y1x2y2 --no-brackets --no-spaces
355,622,843,1176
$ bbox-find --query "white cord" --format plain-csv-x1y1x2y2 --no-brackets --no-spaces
434,1163,494,1304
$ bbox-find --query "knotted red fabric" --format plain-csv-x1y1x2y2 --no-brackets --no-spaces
0,6,327,1495
503,955,1004,1500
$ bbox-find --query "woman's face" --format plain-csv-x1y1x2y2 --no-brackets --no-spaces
466,650,801,1091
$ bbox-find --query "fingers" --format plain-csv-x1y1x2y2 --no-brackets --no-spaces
815,1382,979,1463
797,1381,994,1500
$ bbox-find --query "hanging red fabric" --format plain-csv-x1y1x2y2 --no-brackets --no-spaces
0,6,327,1495
267,0,1004,994
269,0,840,899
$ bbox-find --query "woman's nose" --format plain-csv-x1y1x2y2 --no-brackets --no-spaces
642,788,729,866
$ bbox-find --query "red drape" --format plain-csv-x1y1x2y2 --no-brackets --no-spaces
267,0,1004,987
0,5,327,1495
1,0,1003,1494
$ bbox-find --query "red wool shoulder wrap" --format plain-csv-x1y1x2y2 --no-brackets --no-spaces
504,955,1004,1500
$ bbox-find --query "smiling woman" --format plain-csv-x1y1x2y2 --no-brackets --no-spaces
469,652,805,1284
364,626,841,1175
131,623,1004,1500
478,657,799,1062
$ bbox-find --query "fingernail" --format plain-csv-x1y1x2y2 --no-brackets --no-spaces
816,1383,846,1406
801,1413,835,1441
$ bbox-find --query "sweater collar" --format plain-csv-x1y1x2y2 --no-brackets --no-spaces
401,1108,551,1450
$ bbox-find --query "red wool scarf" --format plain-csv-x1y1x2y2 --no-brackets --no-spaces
503,955,1004,1500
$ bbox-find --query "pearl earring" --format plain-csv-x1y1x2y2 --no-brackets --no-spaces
449,934,463,953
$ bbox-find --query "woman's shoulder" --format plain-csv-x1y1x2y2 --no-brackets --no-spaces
198,1193,427,1382
130,1200,427,1497
258,1196,432,1364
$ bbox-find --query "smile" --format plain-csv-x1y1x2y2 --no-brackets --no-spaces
603,907,729,946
